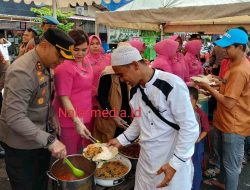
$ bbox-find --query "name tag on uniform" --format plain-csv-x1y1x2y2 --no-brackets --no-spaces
39,82,48,88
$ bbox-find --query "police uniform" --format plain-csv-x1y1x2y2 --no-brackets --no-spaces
0,51,9,112
18,26,40,58
25,15,59,52
0,51,8,156
0,52,9,112
0,28,74,190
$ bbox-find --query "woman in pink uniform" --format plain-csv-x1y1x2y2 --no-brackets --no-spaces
128,40,150,65
151,39,178,72
53,30,93,154
169,35,189,81
184,40,203,78
128,40,146,55
84,35,110,108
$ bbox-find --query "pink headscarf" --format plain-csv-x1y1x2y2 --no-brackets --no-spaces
151,39,178,73
86,35,105,57
128,40,146,53
168,35,188,81
168,35,183,45
184,40,203,78
168,35,179,41
84,35,111,106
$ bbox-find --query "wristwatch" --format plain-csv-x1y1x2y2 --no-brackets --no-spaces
46,135,56,146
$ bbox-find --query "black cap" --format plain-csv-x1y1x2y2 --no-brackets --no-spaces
43,28,75,60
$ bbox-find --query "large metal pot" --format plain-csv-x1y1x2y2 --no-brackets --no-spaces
47,154,96,190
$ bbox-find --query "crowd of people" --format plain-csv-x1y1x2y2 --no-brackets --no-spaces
0,15,249,190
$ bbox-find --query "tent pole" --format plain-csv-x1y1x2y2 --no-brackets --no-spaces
95,23,100,36
52,0,57,19
160,24,164,40
106,26,110,43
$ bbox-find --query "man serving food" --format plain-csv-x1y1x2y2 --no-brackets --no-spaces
108,46,199,190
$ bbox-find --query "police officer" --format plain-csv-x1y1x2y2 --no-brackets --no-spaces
0,50,8,111
41,15,59,31
18,26,39,57
0,28,75,190
25,15,60,52
0,51,8,157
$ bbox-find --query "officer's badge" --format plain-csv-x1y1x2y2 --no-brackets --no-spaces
37,98,44,105
36,61,43,71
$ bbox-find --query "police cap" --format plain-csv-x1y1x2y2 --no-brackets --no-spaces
43,28,75,60
42,15,60,25
28,26,40,36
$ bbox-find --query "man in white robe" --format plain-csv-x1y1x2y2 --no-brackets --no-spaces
108,45,199,190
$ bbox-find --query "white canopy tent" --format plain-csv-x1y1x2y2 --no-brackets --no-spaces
96,0,250,34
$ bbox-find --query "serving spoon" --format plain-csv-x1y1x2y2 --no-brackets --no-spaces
64,158,85,178
88,135,101,144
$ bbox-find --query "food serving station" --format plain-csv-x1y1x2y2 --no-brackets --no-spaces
49,143,140,190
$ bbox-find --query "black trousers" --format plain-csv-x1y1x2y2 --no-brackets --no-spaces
1,142,51,190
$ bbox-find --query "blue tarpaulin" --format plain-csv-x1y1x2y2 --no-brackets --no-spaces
101,0,133,11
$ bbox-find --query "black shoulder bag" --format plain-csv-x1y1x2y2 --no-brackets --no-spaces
139,86,180,131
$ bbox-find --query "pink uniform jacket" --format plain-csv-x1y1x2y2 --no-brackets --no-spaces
53,60,94,128
184,40,203,78
128,40,146,53
168,35,189,81
151,39,178,73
